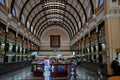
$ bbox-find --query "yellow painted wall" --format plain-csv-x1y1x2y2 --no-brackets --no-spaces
40,28,70,50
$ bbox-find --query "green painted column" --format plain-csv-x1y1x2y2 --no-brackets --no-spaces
89,33,92,62
4,32,8,63
21,37,24,61
14,32,18,62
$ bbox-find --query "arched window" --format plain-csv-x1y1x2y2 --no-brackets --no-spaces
31,26,33,32
111,0,119,6
76,23,78,32
5,0,8,7
34,29,36,35
73,29,75,36
99,0,104,7
12,6,18,17
27,21,29,29
36,33,38,38
82,15,85,24
79,21,81,29
0,0,5,6
12,7,16,16
88,6,92,17
21,15,25,24
96,0,99,8
119,0,120,5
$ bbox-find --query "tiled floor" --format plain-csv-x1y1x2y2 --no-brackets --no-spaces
0,66,105,80
76,66,98,80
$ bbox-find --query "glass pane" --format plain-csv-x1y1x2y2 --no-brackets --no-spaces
0,0,4,5
27,21,30,29
96,0,99,8
99,0,104,7
12,7,16,16
21,15,25,24
88,6,91,17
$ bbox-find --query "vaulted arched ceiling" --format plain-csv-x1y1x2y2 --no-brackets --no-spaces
11,0,94,40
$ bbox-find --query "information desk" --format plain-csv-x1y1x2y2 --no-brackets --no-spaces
32,63,72,79
51,63,71,77
32,63,44,77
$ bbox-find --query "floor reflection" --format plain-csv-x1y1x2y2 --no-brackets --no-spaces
76,66,98,80
0,66,100,80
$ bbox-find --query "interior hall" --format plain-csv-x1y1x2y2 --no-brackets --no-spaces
0,0,120,80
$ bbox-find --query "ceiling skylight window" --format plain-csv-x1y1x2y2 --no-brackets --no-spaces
27,21,30,29
42,0,66,24
47,18,63,22
0,0,4,6
42,0,66,14
43,2,65,8
12,7,16,16
79,21,81,29
88,6,92,17
31,26,33,32
21,15,25,24
99,0,104,7
47,14,63,18
45,9,64,13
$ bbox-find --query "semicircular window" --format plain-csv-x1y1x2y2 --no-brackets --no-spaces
21,14,25,24
88,6,92,18
0,0,5,6
27,21,30,29
96,0,99,8
79,21,81,29
12,6,18,17
82,15,85,24
31,26,33,32
12,7,16,16
99,0,104,7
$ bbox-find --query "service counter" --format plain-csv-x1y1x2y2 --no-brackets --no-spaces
32,62,73,79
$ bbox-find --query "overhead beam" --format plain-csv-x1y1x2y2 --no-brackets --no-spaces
36,17,74,38
24,2,80,33
33,12,75,36
38,22,73,39
18,0,82,31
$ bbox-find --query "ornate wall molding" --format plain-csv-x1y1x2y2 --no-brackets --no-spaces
41,41,70,46
41,25,70,41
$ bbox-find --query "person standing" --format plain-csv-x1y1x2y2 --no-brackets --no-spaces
111,58,119,75
44,57,51,80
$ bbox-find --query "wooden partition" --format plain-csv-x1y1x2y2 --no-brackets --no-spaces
33,63,71,79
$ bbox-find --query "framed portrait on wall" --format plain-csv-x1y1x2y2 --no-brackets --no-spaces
50,35,60,47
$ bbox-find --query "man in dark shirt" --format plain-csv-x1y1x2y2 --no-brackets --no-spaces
111,58,119,75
